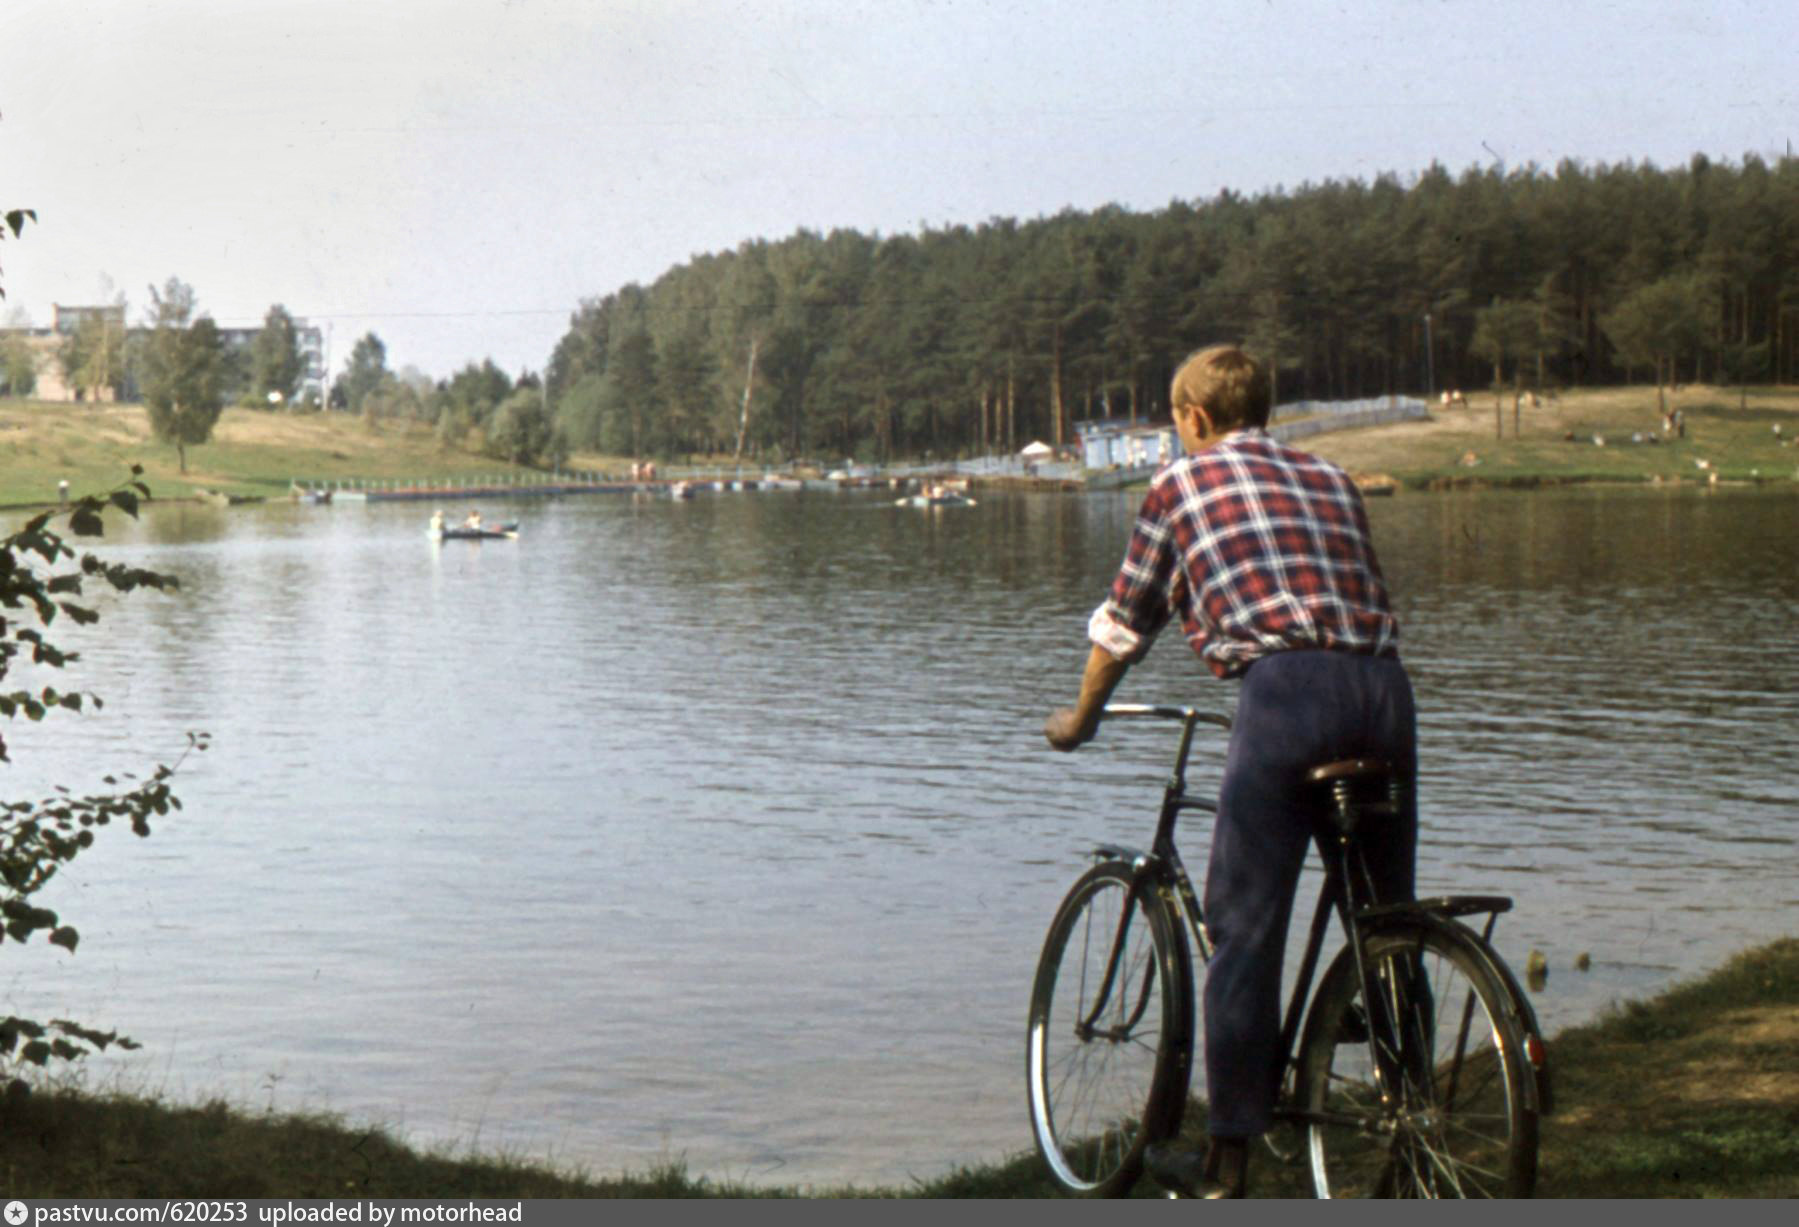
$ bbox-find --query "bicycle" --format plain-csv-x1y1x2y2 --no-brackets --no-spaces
1025,704,1552,1198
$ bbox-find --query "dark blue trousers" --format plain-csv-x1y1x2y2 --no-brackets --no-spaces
1202,649,1417,1136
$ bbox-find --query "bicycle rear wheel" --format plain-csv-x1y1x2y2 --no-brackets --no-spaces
1026,860,1193,1196
1295,922,1536,1198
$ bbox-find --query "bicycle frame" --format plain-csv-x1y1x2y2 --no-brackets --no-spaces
1085,704,1356,1064
1079,704,1538,1129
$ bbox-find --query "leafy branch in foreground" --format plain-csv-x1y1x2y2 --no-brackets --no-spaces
0,468,210,1078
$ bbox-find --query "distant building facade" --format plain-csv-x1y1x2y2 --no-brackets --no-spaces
0,303,324,404
1076,395,1433,486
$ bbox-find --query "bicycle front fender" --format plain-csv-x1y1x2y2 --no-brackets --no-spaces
1089,842,1151,867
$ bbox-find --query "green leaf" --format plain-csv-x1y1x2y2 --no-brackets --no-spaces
68,507,104,538
108,490,140,518
20,1039,50,1066
52,1019,130,1051
48,926,78,952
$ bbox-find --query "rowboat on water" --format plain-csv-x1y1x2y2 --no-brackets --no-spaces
429,511,519,541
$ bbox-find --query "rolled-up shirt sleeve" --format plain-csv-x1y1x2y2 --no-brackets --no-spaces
1087,484,1182,663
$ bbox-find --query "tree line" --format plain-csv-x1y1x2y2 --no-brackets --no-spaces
531,152,1799,465
12,153,1799,471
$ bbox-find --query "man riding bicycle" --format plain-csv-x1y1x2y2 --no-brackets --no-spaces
1044,344,1418,1198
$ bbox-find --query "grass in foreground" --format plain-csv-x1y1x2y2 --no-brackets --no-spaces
4,939,1795,1197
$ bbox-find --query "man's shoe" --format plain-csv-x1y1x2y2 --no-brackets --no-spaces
1144,1142,1244,1199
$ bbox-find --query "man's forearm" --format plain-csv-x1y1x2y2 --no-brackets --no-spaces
1072,643,1130,732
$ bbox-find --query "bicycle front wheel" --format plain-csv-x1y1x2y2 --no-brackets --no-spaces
1295,922,1537,1198
1026,860,1194,1196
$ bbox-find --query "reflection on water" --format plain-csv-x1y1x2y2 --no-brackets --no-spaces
3,486,1794,1187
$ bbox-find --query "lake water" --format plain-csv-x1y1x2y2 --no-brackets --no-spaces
4,484,1795,1188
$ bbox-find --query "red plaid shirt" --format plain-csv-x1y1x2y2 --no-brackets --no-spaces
1089,428,1399,678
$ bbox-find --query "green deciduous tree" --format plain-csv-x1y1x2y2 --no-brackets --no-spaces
599,329,658,458
139,278,226,473
249,304,305,406
554,371,607,452
429,359,512,450
486,385,562,467
0,332,35,397
1470,299,1541,438
1601,273,1716,414
58,306,128,403
335,332,389,415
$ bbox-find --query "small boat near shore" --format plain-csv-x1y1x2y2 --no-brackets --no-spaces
896,481,977,508
897,492,977,508
196,488,264,508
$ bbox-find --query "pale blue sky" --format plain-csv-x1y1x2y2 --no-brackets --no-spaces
5,0,1794,380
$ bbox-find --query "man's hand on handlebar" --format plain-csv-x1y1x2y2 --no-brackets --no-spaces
1047,646,1132,752
1043,706,1098,752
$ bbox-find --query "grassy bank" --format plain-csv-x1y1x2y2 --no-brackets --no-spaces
4,384,1797,510
5,938,1794,1198
0,401,601,509
1305,383,1799,490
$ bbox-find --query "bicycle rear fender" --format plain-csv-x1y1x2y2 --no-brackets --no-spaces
1453,924,1555,1117
1350,908,1551,1119
1353,899,1554,1114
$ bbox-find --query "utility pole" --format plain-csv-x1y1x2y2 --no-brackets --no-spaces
1423,312,1436,401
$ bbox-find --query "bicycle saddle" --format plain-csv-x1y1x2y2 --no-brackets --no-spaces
1304,758,1391,785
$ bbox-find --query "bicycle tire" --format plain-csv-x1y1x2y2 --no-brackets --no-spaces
1294,919,1537,1198
1026,859,1194,1196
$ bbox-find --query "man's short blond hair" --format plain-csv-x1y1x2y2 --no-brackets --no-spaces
1170,345,1270,430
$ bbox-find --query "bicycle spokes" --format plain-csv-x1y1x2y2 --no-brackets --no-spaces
1076,886,1157,1043
1028,861,1191,1196
1301,927,1534,1198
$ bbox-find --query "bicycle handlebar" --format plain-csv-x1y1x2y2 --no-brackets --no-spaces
1101,703,1233,730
